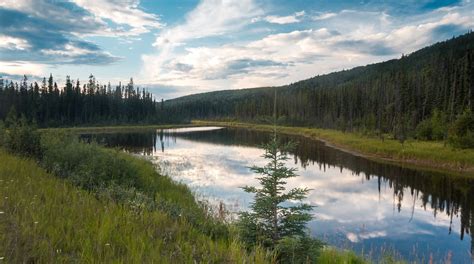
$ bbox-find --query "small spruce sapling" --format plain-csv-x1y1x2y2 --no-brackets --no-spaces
239,129,313,249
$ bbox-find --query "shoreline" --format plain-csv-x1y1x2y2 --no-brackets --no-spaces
41,121,474,177
192,121,474,177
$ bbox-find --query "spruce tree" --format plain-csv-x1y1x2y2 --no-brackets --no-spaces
239,132,313,248
239,89,314,252
238,130,322,263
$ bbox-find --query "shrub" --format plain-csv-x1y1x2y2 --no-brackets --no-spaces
415,110,448,141
431,110,448,140
1,115,42,158
415,119,433,140
276,236,323,264
449,109,474,149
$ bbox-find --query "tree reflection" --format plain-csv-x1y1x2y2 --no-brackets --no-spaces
81,127,474,256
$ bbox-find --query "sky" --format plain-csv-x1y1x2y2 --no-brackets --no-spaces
0,0,473,99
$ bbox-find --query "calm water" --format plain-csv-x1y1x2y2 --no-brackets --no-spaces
81,127,474,263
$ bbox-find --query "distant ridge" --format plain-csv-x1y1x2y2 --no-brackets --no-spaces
165,32,474,136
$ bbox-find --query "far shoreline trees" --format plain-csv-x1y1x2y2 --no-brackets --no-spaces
0,74,163,126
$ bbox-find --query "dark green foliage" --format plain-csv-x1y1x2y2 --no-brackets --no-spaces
415,109,448,140
276,236,323,264
415,119,433,140
0,108,42,157
164,32,474,146
238,131,320,261
449,109,474,148
0,74,162,127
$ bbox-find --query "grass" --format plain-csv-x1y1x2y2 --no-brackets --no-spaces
38,131,234,240
39,123,201,134
0,149,272,263
193,121,474,176
0,125,374,263
318,248,367,264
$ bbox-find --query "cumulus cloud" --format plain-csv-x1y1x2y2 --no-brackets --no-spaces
0,8,119,65
141,0,474,95
72,0,163,35
312,12,337,21
0,0,161,76
0,35,31,50
143,0,263,87
153,0,262,48
0,0,162,36
259,10,306,24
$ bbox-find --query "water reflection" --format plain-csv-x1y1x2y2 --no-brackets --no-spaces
80,127,474,262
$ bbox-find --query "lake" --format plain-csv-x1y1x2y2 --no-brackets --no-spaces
81,126,474,263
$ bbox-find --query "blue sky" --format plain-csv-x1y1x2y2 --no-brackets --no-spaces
0,0,473,99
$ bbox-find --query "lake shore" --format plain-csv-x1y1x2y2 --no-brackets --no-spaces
0,137,367,263
44,121,474,176
38,124,197,133
192,121,474,177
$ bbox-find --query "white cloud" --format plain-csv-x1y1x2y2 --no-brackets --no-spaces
143,0,263,86
0,0,162,36
141,1,474,96
153,0,262,47
264,15,299,24
251,10,306,24
312,12,337,21
0,35,31,50
41,44,93,56
346,232,359,243
0,61,45,76
72,0,163,35
386,12,474,53
262,10,305,24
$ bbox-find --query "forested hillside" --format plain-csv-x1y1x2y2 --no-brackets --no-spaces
165,32,474,146
0,74,160,126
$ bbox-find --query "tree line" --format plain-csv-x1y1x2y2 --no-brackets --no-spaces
0,74,163,126
165,32,474,148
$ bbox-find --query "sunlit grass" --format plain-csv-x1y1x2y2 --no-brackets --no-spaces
193,121,474,176
39,123,200,134
318,248,367,264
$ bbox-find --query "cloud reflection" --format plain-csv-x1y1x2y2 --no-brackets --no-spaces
81,127,473,262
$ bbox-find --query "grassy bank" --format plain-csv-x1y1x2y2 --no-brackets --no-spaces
0,132,368,263
0,148,271,263
193,121,474,176
38,123,198,134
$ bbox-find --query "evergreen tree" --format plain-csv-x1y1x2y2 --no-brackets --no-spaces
239,131,313,246
0,74,161,126
238,127,321,262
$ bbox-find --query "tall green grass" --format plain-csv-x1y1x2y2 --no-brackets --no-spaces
0,149,271,263
39,131,231,239
318,248,367,264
